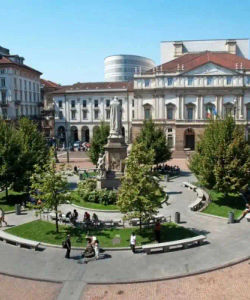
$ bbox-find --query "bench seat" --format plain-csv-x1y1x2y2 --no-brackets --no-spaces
142,235,206,254
196,188,204,198
0,230,40,250
188,197,204,211
183,182,197,191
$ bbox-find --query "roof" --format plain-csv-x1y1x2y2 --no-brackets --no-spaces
0,55,42,75
51,81,133,94
145,51,250,74
41,79,61,88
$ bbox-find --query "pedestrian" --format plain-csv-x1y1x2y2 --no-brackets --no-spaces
130,232,136,253
0,208,7,227
65,234,71,259
94,239,100,260
154,220,161,243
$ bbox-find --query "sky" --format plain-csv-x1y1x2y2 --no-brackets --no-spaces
0,0,249,85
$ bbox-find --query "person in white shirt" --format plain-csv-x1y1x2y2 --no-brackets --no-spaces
130,232,136,253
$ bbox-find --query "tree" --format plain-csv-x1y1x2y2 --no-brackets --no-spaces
89,122,109,165
190,116,250,193
136,119,171,165
13,118,49,192
117,142,164,231
0,119,22,200
30,148,68,233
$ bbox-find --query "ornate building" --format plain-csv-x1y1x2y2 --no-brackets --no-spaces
132,51,250,154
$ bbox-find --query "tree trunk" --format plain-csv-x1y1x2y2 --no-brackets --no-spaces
5,187,8,201
55,204,59,233
139,216,142,232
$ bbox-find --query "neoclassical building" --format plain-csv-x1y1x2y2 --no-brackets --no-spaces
132,51,250,153
52,82,133,145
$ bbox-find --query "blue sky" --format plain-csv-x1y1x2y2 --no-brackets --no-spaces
0,0,249,84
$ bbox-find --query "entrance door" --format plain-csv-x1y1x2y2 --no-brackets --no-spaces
184,128,195,150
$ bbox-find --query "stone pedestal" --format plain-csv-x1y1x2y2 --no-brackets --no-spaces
96,136,127,190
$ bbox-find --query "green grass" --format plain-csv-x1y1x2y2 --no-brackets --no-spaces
0,190,28,212
202,190,245,218
71,192,118,211
6,220,197,248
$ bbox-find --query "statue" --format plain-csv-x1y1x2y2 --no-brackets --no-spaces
97,153,106,178
110,97,122,138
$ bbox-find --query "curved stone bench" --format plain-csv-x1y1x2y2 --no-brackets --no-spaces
183,182,197,191
0,230,41,250
246,213,250,222
188,197,204,211
142,235,207,255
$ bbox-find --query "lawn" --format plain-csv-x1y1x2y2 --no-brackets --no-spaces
202,190,245,218
70,192,118,211
6,220,197,248
0,190,28,212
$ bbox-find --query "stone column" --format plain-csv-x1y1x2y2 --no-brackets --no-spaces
220,96,223,118
196,96,199,119
181,96,185,119
197,96,200,119
200,96,204,119
239,95,243,119
178,95,182,119
215,95,219,116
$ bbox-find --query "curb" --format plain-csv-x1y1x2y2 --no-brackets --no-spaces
71,203,120,213
5,209,28,215
196,212,228,220
86,255,250,285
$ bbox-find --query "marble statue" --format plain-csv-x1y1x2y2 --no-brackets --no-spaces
110,97,122,137
97,153,106,178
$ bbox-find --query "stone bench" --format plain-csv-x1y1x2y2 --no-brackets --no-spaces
142,235,207,255
196,188,204,198
0,230,40,250
188,197,204,211
183,182,197,191
246,213,250,222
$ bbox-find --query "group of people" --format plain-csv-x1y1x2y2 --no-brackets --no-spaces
65,209,79,225
83,212,99,224
64,234,100,263
153,164,180,175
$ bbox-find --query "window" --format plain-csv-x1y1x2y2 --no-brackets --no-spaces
15,91,18,100
94,100,98,107
71,100,75,108
132,110,135,119
19,79,22,90
83,110,87,119
106,99,110,107
145,79,150,87
188,77,193,86
187,107,193,120
94,110,99,119
225,105,233,116
144,108,151,120
226,76,232,85
71,110,76,120
1,91,6,102
167,135,173,148
167,77,173,86
29,81,31,90
0,78,5,87
0,69,5,74
106,110,110,119
207,77,213,85
167,107,173,120
82,100,87,108
119,99,122,106
58,100,62,108
59,111,63,119
2,108,7,119
14,78,17,88
247,76,250,85
24,80,27,90
33,82,35,91
24,91,27,101
132,99,134,107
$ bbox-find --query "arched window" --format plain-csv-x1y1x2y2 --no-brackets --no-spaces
186,103,195,120
224,103,233,117
166,104,175,120
204,102,216,119
144,104,152,120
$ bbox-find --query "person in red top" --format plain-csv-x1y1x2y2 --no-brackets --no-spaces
154,220,161,243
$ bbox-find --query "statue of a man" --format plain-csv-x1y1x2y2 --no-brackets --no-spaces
110,97,122,137
97,153,106,178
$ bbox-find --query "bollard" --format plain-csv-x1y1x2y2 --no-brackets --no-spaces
175,212,180,224
15,204,21,215
228,211,234,224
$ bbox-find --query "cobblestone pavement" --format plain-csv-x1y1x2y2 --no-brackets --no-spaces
83,259,250,300
0,274,62,300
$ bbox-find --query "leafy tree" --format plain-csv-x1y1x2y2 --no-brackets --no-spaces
89,122,109,165
30,148,68,233
136,119,171,165
190,116,250,193
13,118,49,192
0,119,22,200
117,142,164,231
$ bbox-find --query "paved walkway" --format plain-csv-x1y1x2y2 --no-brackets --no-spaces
0,171,249,299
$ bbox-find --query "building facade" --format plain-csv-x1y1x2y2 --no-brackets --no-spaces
132,51,250,154
0,46,42,120
104,55,155,82
52,82,133,146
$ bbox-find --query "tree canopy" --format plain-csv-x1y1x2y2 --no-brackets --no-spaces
89,122,110,165
117,142,164,230
189,116,250,194
136,119,171,165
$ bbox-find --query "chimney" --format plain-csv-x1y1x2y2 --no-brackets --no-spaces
226,40,237,55
173,41,184,57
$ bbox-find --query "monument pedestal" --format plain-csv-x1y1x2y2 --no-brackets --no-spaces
96,136,127,190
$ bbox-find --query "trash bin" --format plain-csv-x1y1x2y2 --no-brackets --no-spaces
15,204,21,215
175,212,180,223
167,175,170,182
228,211,234,224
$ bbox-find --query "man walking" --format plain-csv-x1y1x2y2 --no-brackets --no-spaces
130,232,136,253
65,234,71,259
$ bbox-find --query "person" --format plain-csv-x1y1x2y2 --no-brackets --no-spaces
92,213,98,223
154,220,161,243
65,234,71,259
237,202,250,222
130,232,136,253
66,211,72,219
84,211,90,222
0,208,7,227
74,165,78,173
72,209,78,224
83,238,95,264
94,239,100,260
37,199,42,205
